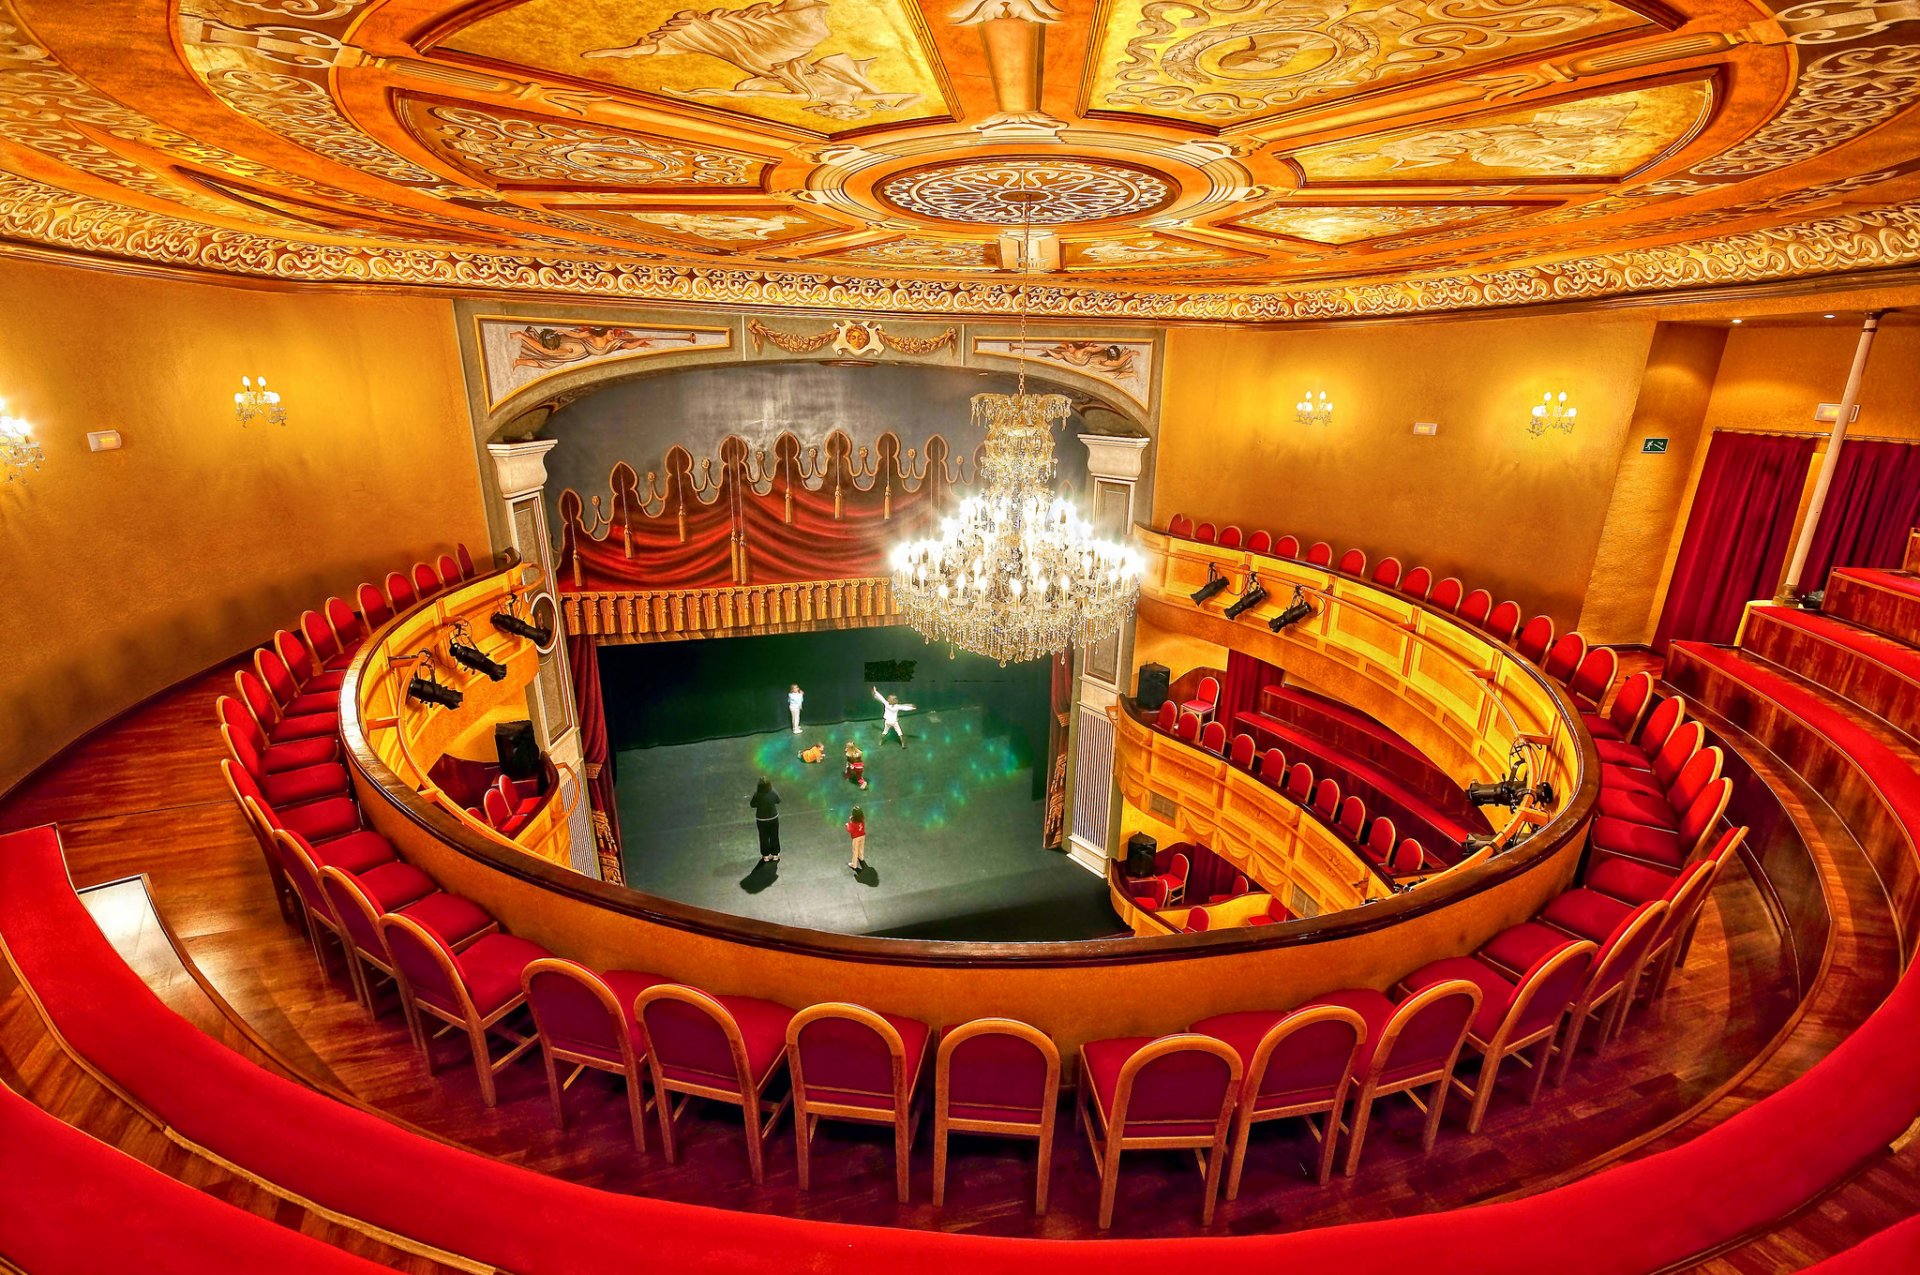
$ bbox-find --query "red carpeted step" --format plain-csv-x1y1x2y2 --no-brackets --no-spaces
1824,568,1920,647
1744,605,1920,743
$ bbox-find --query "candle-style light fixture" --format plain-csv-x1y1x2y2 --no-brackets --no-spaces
234,375,287,427
1528,390,1576,438
1296,390,1333,427
0,399,44,483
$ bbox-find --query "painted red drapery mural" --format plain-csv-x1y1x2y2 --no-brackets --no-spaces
556,431,976,591
568,635,624,885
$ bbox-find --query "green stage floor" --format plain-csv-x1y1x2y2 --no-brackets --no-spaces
613,706,1123,942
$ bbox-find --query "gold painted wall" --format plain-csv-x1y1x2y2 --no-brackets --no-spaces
1156,314,1660,628
0,257,487,794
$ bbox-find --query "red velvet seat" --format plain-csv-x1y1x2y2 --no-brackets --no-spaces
1330,980,1480,1174
1597,747,1721,829
1167,512,1194,538
1181,674,1220,723
234,668,338,744
789,1003,933,1203
258,761,351,808
1583,669,1652,741
1175,710,1201,743
411,561,442,598
1594,695,1686,771
1284,762,1314,802
636,985,795,1184
933,1019,1061,1213
1336,794,1366,841
1192,1003,1368,1193
1459,588,1493,626
1336,547,1367,575
1570,645,1619,711
1543,632,1588,684
456,541,478,578
1199,719,1227,756
1626,828,1745,1014
1604,721,1705,799
356,581,393,629
301,608,353,673
318,863,496,1013
435,552,463,589
1371,556,1403,588
1153,700,1178,732
1244,895,1293,926
1274,533,1301,558
1182,907,1210,933
324,596,367,655
1539,887,1634,946
1228,731,1256,770
1388,838,1427,875
522,959,669,1151
274,629,345,695
381,917,550,1107
1486,599,1523,642
1515,615,1555,663
1259,745,1285,782
1078,1033,1242,1227
1135,850,1189,909
1246,528,1273,554
1217,524,1243,549
1428,577,1465,612
1400,565,1434,600
218,695,337,774
1195,521,1217,543
385,569,417,613
1305,540,1334,567
1311,777,1340,820
1592,778,1731,871
1362,816,1396,863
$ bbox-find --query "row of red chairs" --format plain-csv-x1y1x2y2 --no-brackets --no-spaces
1152,699,1431,880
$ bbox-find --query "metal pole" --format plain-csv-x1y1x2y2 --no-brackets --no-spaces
1781,311,1882,598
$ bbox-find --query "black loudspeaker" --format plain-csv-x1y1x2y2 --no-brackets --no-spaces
1136,662,1171,711
1124,833,1158,879
495,720,541,781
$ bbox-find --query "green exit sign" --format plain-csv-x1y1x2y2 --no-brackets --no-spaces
1642,438,1670,454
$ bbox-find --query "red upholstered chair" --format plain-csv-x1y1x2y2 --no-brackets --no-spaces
411,562,441,599
521,959,669,1151
1400,565,1434,600
933,1019,1060,1213
635,984,795,1184
1274,533,1301,558
492,774,543,833
1387,838,1427,875
274,629,345,696
1246,529,1273,554
1515,615,1555,663
1078,1034,1242,1228
1175,710,1201,744
217,694,336,776
1284,762,1314,803
1153,700,1179,732
222,762,396,887
1486,600,1524,642
1363,816,1396,863
1195,521,1218,543
435,553,462,589
1311,777,1341,821
481,787,513,832
1334,980,1482,1174
1478,900,1667,1083
1182,908,1210,934
1198,720,1228,756
787,1003,932,1202
256,825,356,982
1167,513,1194,538
380,913,550,1106
1606,722,1706,807
1192,1003,1368,1194
1399,939,1596,1132
1599,746,1721,830
222,722,349,811
1217,524,1243,549
299,609,353,674
1584,669,1653,741
254,648,338,722
1259,746,1285,782
1628,827,1744,1007
322,596,366,658
385,570,418,613
1336,547,1367,576
1592,778,1731,876
318,863,496,1013
1459,588,1494,626
1245,896,1292,926
356,582,393,629
1543,632,1588,684
1371,556,1403,588
1181,674,1221,723
1228,732,1256,770
1139,851,1190,909
1596,694,1686,771
456,542,478,578
1336,795,1366,842
1305,540,1334,567
1206,873,1251,905
1569,645,1619,711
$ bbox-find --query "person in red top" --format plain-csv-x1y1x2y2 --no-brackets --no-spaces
846,805,866,873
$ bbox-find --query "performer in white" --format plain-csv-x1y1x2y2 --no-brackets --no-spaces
788,684,805,734
872,686,916,747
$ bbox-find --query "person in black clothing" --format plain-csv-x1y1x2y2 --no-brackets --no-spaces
751,777,782,862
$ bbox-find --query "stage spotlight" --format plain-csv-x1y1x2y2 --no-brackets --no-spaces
1458,832,1498,856
447,621,506,682
406,657,463,710
491,595,552,647
1267,585,1314,632
1189,563,1228,605
1465,777,1555,810
1223,570,1268,620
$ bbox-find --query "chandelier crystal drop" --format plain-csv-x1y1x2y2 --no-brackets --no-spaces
0,399,43,484
891,390,1141,666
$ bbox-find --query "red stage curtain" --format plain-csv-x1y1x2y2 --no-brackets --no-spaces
1222,650,1285,725
1796,438,1920,593
1654,432,1817,651
568,636,624,885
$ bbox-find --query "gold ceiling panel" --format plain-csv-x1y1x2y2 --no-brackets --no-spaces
554,203,846,249
1229,202,1532,244
1060,234,1258,268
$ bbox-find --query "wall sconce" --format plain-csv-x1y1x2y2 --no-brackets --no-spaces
234,375,287,427
1528,391,1576,438
1295,390,1333,427
0,399,44,483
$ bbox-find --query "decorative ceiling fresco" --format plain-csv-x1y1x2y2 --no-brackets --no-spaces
0,0,1916,320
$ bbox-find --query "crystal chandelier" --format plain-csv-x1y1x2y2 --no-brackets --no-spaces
0,399,43,483
890,231,1140,665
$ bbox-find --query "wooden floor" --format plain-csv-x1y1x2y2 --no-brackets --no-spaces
0,662,1907,1261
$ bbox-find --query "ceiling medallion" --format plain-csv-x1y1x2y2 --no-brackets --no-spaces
876,158,1176,226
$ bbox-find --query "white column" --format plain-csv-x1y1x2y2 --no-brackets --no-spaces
485,439,598,878
1781,313,1882,598
1066,433,1151,875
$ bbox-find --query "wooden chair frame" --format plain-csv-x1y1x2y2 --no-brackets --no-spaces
379,913,537,1108
1223,1004,1368,1199
1077,1034,1243,1229
1342,979,1481,1175
933,1018,1060,1214
1630,827,1744,1017
634,983,792,1185
218,759,298,924
313,863,398,1013
254,817,352,987
1423,941,1596,1134
1554,902,1667,1082
521,958,652,1153
788,1003,925,1203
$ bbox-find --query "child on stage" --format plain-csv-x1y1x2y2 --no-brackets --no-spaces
871,686,916,748
846,805,866,872
788,684,804,734
844,741,866,788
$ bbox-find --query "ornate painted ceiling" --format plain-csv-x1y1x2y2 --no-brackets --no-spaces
1,0,1918,320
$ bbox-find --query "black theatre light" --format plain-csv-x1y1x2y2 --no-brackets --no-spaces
406,656,464,711
1464,741,1554,810
1189,563,1229,605
1458,833,1498,857
1223,570,1268,621
491,595,553,647
1268,584,1314,632
448,621,507,682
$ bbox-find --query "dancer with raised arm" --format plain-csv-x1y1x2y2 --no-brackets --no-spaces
872,685,916,748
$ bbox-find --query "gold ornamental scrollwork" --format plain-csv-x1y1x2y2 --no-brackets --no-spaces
747,317,957,356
